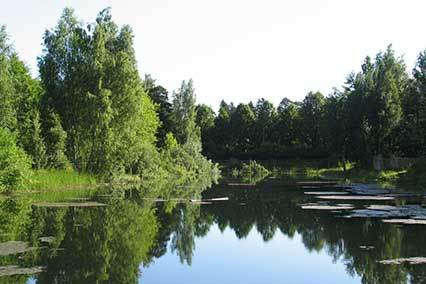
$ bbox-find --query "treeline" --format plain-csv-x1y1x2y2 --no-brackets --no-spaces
193,46,426,164
0,8,218,191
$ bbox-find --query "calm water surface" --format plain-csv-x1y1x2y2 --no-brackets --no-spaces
1,177,426,283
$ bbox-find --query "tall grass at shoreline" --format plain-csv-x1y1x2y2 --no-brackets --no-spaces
27,169,97,191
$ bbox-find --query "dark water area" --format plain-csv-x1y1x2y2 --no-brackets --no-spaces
1,177,426,283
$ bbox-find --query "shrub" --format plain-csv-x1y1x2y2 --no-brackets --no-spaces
0,128,32,191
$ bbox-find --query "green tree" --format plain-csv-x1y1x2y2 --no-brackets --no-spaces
366,46,408,155
400,51,426,155
170,79,200,146
276,98,300,146
0,128,31,192
10,55,46,168
195,104,216,156
38,8,159,176
254,98,276,146
230,103,256,155
300,91,326,150
43,111,69,169
212,100,233,157
0,26,17,131
143,74,172,146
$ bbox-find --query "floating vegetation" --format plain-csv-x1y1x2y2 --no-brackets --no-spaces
359,245,375,250
39,236,55,243
0,241,34,256
189,201,212,205
378,257,426,265
297,181,339,186
346,205,426,219
227,183,256,187
0,265,45,277
143,197,228,203
204,197,229,201
345,184,391,195
316,195,395,201
382,219,426,225
304,191,349,195
301,203,355,210
33,202,107,208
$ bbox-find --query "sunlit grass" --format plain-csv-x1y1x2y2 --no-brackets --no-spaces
26,169,98,191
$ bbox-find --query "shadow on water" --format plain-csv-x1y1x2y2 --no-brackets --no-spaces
0,174,426,283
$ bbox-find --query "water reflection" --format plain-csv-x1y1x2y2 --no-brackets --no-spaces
0,178,426,283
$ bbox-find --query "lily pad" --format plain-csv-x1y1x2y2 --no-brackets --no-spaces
301,203,354,210
297,181,338,186
347,205,426,219
382,219,426,225
316,195,395,201
304,191,349,195
346,184,391,195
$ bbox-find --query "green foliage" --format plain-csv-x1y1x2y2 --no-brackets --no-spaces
43,112,69,169
0,128,32,191
227,160,270,184
28,169,97,191
300,91,326,149
195,104,216,156
0,26,17,131
201,45,421,167
10,56,46,169
38,8,160,176
171,79,200,145
143,74,173,146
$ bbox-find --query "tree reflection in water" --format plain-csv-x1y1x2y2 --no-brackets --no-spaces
0,179,426,283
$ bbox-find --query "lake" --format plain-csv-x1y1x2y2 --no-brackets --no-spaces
1,176,426,284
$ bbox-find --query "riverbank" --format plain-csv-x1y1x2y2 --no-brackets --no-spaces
219,159,426,190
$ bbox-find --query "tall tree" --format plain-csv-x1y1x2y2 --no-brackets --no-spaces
365,46,408,155
170,79,200,147
230,103,256,155
254,98,276,146
276,98,300,146
143,74,172,146
195,104,216,156
300,91,326,149
38,8,159,175
0,26,16,131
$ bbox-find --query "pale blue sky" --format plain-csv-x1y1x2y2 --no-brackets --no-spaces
2,0,426,109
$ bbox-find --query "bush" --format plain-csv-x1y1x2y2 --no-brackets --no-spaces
0,128,32,191
227,160,270,184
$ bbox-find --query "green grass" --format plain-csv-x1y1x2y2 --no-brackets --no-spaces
26,169,98,191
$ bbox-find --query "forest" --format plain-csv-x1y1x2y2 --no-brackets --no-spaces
1,7,426,191
0,8,218,191
196,48,426,162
